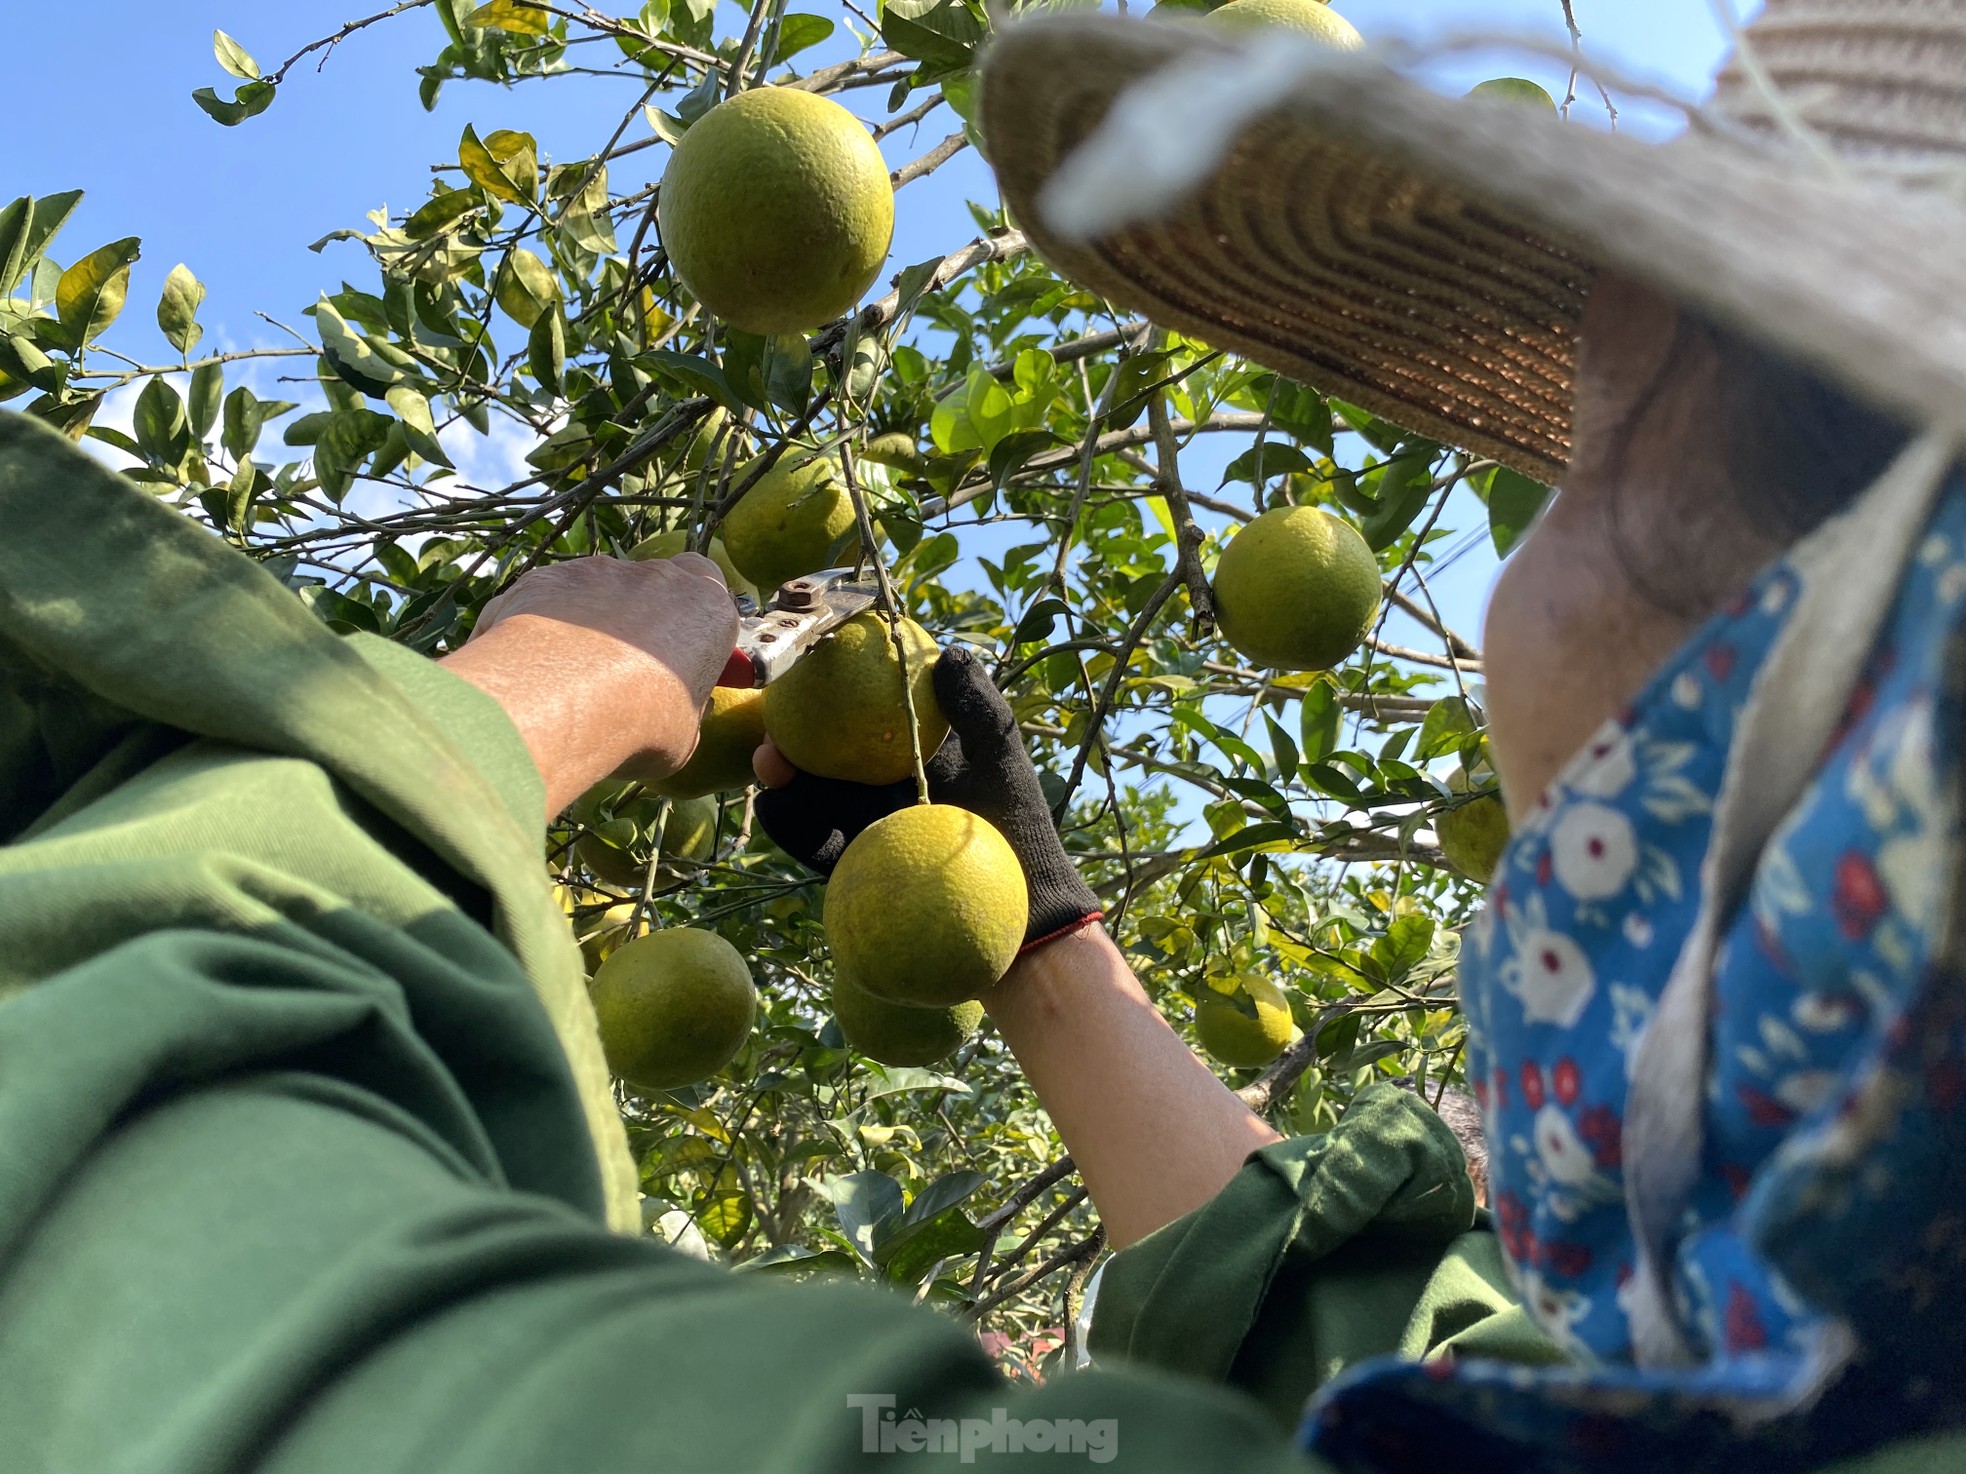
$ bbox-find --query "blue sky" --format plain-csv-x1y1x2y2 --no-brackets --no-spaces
4,0,1741,642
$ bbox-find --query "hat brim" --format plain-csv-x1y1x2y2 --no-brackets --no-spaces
981,14,1966,484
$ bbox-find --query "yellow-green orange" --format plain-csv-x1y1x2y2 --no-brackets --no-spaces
765,612,948,786
1195,976,1295,1068
1205,0,1362,45
826,805,1027,1008
831,971,984,1067
590,928,757,1091
720,455,860,594
1437,768,1511,882
626,527,757,603
649,686,768,799
1467,77,1557,111
1212,506,1380,671
659,87,894,335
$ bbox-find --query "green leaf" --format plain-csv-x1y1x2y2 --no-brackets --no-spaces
722,330,811,415
876,1207,985,1286
1369,914,1436,983
763,333,814,415
192,80,276,126
645,350,743,415
212,29,260,80
0,198,32,300
404,188,482,241
156,264,206,355
1203,820,1301,857
493,247,560,328
694,1180,753,1248
55,238,142,348
1269,379,1334,453
1220,441,1313,488
464,0,552,32
188,362,223,438
1359,444,1437,551
1103,347,1178,430
880,0,985,71
857,1065,970,1100
978,427,1051,490
813,1170,905,1262
734,1246,860,1277
528,307,566,392
773,13,836,62
459,125,538,205
132,376,188,462
1012,597,1069,645
1264,712,1299,782
906,1168,986,1225
313,297,414,397
385,384,456,467
1480,465,1553,557
222,387,264,459
221,455,258,536
1415,696,1479,761
310,406,392,500
0,334,61,393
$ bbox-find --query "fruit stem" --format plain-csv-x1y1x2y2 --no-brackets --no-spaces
840,443,931,805
631,795,673,933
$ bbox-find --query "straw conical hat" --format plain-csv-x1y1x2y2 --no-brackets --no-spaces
982,2,1966,483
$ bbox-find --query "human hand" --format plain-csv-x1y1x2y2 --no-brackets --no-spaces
440,553,739,818
754,645,1103,951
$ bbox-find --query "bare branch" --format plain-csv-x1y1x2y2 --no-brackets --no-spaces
892,130,970,191
1147,335,1215,635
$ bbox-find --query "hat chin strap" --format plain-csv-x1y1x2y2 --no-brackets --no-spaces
1620,428,1959,1372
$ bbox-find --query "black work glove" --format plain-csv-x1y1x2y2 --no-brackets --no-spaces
755,645,1103,952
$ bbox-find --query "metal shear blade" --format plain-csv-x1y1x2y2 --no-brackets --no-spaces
717,568,878,688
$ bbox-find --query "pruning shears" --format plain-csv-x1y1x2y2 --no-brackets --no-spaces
715,568,879,688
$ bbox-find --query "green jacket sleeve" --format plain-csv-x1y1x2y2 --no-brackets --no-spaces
0,413,1312,1474
1089,1084,1563,1430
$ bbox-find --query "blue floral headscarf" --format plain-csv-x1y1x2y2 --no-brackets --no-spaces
1301,443,1966,1472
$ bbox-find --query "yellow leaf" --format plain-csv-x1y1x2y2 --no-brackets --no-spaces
459,124,538,206
464,0,551,35
56,237,141,347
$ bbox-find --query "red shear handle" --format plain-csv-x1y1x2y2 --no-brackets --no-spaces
717,648,758,689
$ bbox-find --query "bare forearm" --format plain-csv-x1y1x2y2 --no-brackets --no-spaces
434,556,736,822
983,926,1281,1250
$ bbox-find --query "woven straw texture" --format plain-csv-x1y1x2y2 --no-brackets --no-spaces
982,0,1966,483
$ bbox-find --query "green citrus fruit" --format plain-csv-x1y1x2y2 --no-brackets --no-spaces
826,804,1028,1008
1212,506,1381,671
1437,766,1512,882
574,795,719,887
659,87,895,335
831,970,984,1067
860,431,928,479
590,927,757,1091
649,686,768,799
659,406,731,476
764,611,948,786
1205,0,1362,44
720,454,861,595
1467,78,1558,111
625,527,758,603
1195,975,1296,1068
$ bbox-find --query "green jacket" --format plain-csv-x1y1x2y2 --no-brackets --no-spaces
2,412,1947,1473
